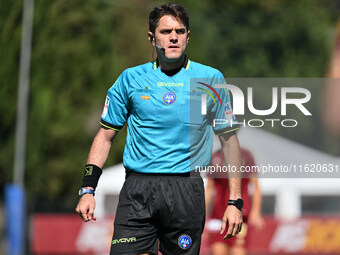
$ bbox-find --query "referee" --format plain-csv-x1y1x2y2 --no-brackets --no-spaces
76,3,243,255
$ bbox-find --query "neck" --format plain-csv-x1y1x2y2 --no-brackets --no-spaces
157,54,186,71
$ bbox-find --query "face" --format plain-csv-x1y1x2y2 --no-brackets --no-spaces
149,15,190,62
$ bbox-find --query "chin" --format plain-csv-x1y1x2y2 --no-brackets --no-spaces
166,53,184,62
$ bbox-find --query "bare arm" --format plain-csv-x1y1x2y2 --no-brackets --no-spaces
219,132,243,239
205,178,215,215
220,133,242,199
86,127,118,168
75,127,118,221
249,177,264,229
323,78,340,135
323,19,340,135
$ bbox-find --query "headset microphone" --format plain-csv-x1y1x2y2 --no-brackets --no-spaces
156,44,166,55
150,33,165,54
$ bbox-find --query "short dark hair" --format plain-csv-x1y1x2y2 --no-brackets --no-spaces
149,3,189,34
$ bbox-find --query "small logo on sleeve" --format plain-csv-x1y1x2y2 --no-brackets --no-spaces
225,102,232,115
225,102,237,124
163,91,176,105
178,234,192,249
101,96,110,118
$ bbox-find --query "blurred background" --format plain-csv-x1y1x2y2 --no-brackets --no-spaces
1,0,340,254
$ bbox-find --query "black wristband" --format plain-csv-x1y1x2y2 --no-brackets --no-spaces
81,164,102,190
228,198,244,211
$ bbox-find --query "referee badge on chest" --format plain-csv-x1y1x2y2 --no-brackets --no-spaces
163,91,176,105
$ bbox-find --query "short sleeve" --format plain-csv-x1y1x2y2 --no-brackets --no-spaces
100,71,129,131
211,72,239,135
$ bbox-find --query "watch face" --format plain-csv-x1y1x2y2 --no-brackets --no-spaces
237,199,244,209
79,188,94,196
79,188,85,196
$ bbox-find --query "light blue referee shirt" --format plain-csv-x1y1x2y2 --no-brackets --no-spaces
100,58,239,173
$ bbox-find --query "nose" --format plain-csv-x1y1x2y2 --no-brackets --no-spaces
169,30,178,43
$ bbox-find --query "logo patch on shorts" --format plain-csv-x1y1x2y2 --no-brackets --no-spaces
112,237,136,245
163,91,176,105
178,234,192,250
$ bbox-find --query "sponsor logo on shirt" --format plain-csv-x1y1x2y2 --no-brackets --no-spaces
178,234,192,249
157,82,184,87
163,91,176,105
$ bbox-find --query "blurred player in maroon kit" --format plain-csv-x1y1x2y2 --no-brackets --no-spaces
323,19,340,135
205,148,264,255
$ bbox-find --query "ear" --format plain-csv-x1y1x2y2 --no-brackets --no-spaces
148,31,155,46
186,30,190,43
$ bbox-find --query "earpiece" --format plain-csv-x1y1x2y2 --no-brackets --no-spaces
149,33,165,55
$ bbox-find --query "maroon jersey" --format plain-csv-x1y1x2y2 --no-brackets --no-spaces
209,148,255,219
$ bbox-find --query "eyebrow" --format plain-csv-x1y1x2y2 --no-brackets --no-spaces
159,28,186,33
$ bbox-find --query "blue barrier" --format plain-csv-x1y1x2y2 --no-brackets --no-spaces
5,184,26,255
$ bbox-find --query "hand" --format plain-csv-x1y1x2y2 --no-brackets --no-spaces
248,211,265,230
220,205,243,239
75,193,96,222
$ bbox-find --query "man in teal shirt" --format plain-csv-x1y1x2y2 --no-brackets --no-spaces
76,3,243,255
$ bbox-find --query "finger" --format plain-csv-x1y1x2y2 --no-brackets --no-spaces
224,223,234,239
87,204,95,220
232,223,239,236
75,202,87,220
81,211,89,222
237,223,242,234
87,213,92,220
220,217,227,234
86,213,97,221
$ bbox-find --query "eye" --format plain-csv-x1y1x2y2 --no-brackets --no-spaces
176,29,186,34
161,29,172,34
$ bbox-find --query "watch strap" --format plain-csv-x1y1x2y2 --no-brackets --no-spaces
228,198,243,211
79,187,95,196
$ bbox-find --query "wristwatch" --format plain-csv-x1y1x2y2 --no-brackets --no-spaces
228,198,244,211
79,187,95,197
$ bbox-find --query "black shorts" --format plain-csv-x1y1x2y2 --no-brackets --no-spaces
110,171,206,255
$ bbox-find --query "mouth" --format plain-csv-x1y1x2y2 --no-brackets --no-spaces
168,45,179,49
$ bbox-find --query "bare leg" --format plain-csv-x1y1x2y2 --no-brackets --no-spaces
231,245,247,255
211,242,230,255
